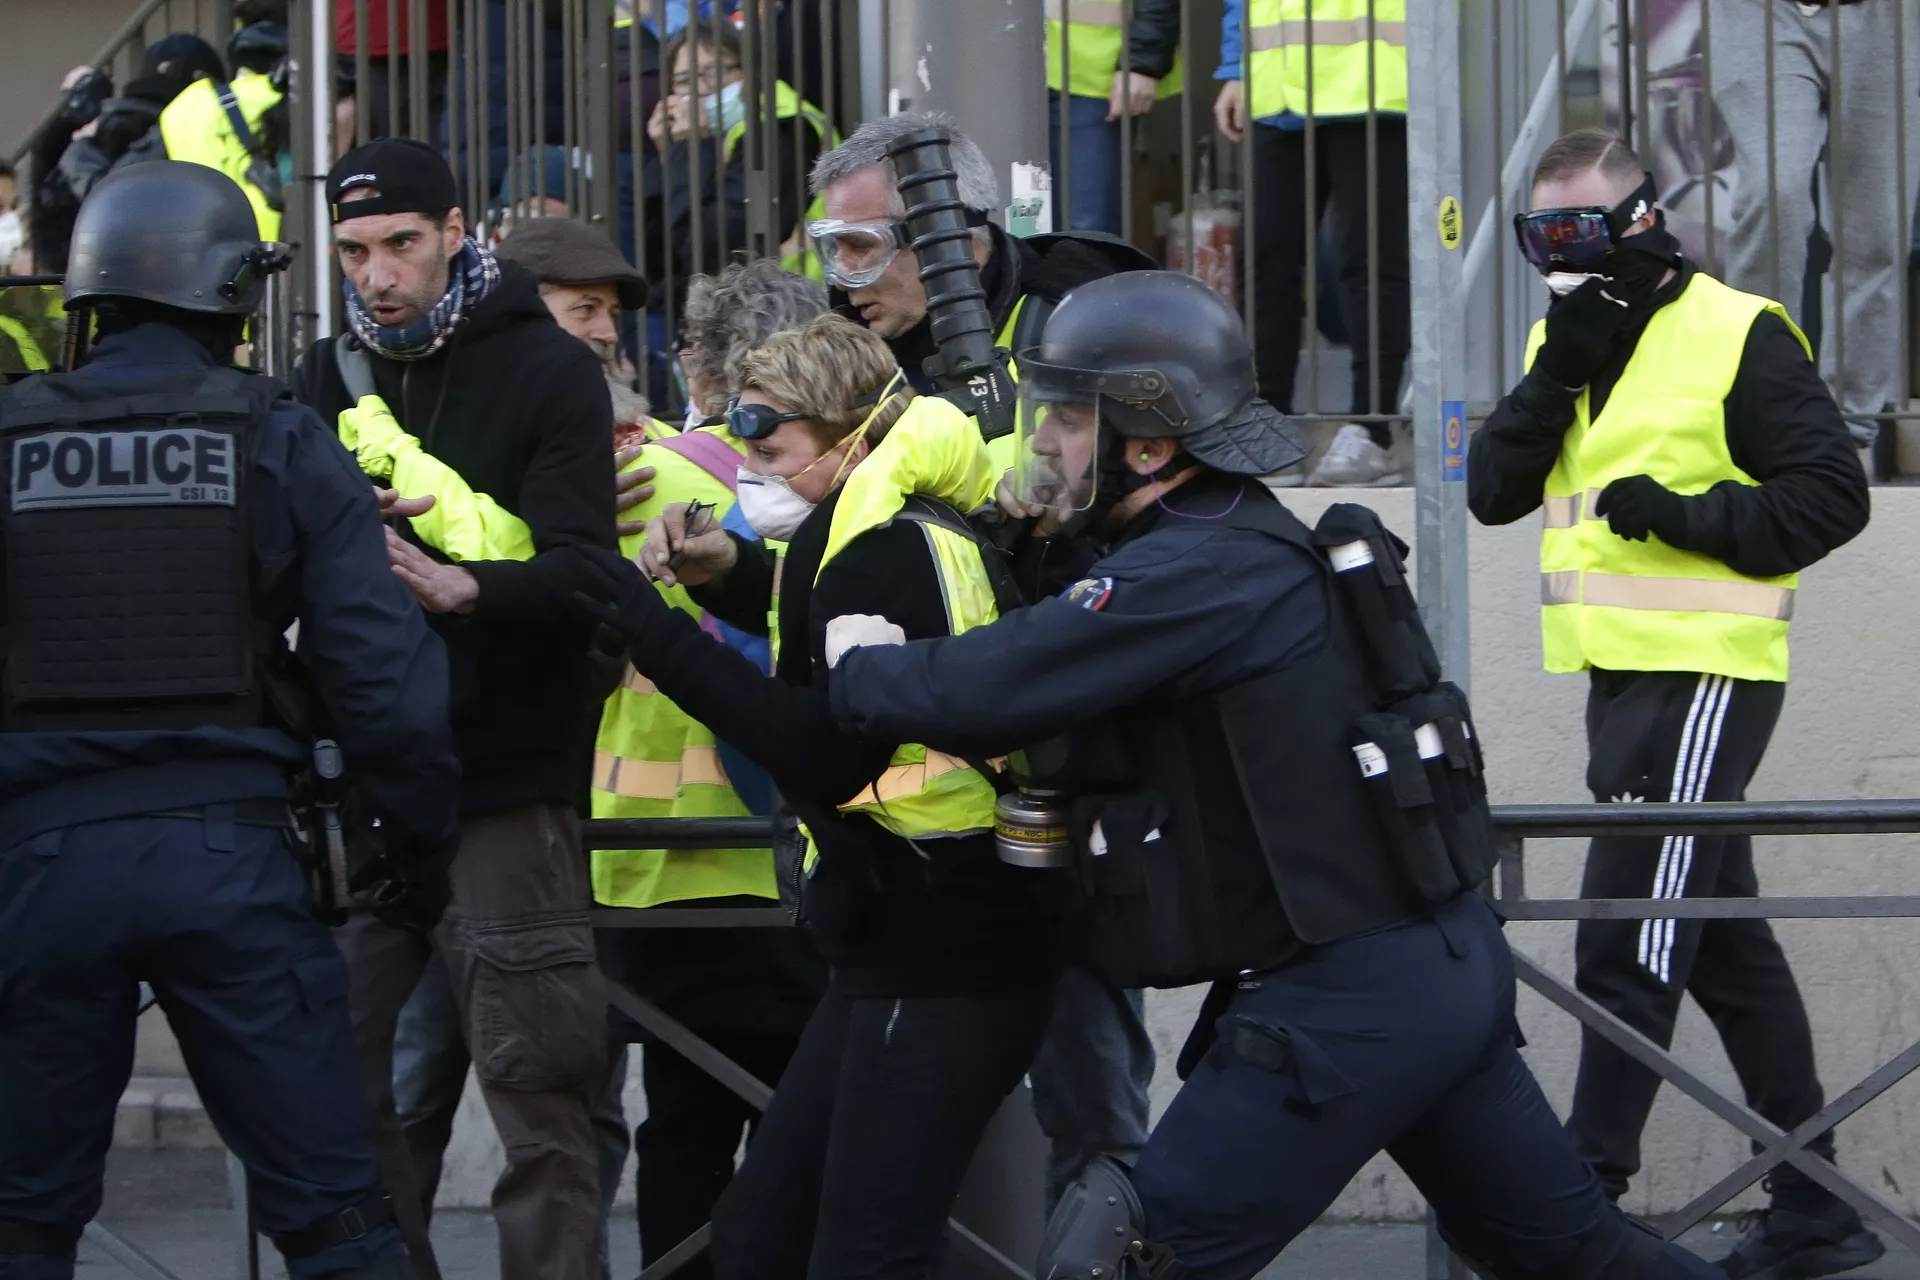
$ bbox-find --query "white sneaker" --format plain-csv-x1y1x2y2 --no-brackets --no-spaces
1310,424,1405,487
1265,461,1307,488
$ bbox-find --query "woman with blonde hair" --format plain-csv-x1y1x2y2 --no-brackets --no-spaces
565,313,1061,1279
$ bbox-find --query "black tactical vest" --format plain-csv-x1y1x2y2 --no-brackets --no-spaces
0,364,286,732
1045,493,1498,990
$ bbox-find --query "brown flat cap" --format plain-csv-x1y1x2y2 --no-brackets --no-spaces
497,216,647,311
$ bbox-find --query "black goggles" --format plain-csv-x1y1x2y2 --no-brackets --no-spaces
1512,173,1657,271
723,381,895,441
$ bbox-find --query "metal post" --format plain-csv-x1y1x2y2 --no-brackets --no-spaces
1408,0,1469,686
309,0,336,341
585,0,615,230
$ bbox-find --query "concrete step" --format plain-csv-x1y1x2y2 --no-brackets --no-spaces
115,1076,222,1151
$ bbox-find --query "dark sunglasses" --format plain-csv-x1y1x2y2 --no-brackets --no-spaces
1512,173,1657,271
723,380,897,441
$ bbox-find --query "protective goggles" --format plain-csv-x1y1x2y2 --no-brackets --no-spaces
1512,173,1657,271
724,377,899,441
806,218,912,290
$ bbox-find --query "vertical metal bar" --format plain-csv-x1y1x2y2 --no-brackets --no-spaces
1614,0,1630,147
1490,0,1506,396
1700,0,1714,270
880,0,892,114
562,0,577,207
710,0,727,264
1059,0,1073,230
1828,0,1846,408
504,0,521,211
1119,0,1133,244
355,0,372,146
1632,0,1649,159
659,0,677,357
314,0,339,339
1180,0,1194,279
1239,0,1254,346
740,0,766,257
409,0,429,138
587,0,615,229
534,0,549,206
1764,0,1778,303
1365,0,1381,417
629,0,648,280
1303,4,1318,413
793,0,807,254
448,0,465,206
477,0,492,220
1896,0,1912,412
1555,0,1568,138
386,0,401,138
1409,0,1470,686
821,0,837,135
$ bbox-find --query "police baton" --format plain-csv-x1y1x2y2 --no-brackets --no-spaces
312,739,351,924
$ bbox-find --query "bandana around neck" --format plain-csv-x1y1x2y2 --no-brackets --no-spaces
343,236,501,362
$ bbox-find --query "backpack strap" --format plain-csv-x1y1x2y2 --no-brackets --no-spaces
652,430,743,492
890,494,1028,618
332,335,378,404
215,82,259,152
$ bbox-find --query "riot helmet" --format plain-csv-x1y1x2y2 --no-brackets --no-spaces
1012,271,1308,514
65,161,290,316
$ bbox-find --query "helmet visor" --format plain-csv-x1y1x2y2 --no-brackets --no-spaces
807,218,909,291
1013,385,1104,515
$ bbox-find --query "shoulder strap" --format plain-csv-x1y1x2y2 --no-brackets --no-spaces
653,430,743,492
215,81,259,152
891,493,1027,616
1009,293,1055,361
332,336,378,404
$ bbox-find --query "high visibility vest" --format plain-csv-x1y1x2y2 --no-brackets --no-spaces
592,426,772,909
1244,0,1408,119
806,396,1007,847
1043,0,1183,101
723,81,838,279
1528,273,1804,684
160,73,284,239
0,316,49,374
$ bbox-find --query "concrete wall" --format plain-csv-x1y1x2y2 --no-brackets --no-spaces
0,0,151,158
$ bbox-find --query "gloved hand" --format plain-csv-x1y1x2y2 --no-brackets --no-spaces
1594,474,1690,545
1534,275,1632,390
336,395,416,482
825,614,907,668
545,543,663,638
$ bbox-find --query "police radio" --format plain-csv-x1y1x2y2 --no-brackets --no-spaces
883,126,1019,442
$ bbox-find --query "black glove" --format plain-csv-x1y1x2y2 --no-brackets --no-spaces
58,69,113,133
1534,275,1632,390
1594,474,1690,545
541,543,663,637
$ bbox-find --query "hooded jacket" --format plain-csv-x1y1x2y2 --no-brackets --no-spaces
294,259,617,816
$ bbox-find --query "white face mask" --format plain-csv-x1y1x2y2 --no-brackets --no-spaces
1544,270,1599,297
735,469,816,542
0,210,21,269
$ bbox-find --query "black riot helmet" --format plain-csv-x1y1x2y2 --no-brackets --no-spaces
1020,271,1309,477
65,161,290,316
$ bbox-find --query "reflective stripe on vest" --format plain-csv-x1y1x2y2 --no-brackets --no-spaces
1245,0,1408,119
593,745,730,798
1528,272,1805,683
160,73,283,239
0,317,49,373
1043,0,1184,100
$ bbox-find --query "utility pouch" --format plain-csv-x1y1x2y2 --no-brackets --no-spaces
1350,712,1460,903
1390,683,1498,891
1067,792,1213,989
1315,503,1441,703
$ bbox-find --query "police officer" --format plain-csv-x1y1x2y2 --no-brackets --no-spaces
820,271,1721,1280
0,162,459,1280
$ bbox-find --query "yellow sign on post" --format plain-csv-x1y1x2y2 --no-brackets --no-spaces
1437,196,1463,249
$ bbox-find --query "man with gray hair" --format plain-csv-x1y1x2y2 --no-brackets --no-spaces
811,109,1159,1215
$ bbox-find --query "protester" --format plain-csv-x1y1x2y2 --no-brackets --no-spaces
292,136,617,1280
1045,0,1180,236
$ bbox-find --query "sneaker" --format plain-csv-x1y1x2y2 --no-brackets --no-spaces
1713,1205,1885,1279
1265,461,1307,488
1309,423,1405,487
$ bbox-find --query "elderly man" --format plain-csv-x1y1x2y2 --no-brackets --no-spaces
808,109,1158,1213
292,137,617,1280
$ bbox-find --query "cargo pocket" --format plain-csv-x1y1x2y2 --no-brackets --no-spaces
1315,503,1441,703
1350,712,1460,903
1206,1013,1357,1112
1069,793,1209,989
1390,684,1499,892
467,918,606,1091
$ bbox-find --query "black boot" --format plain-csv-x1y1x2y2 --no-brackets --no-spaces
1713,1176,1884,1279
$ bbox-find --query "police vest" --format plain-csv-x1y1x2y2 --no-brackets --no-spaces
1043,0,1184,100
1046,493,1497,990
723,81,838,279
810,396,1009,849
592,426,769,909
0,365,291,732
1245,0,1408,119
161,74,284,239
1526,273,1801,684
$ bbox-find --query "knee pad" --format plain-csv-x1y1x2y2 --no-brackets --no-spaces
1036,1155,1183,1280
0,1218,81,1256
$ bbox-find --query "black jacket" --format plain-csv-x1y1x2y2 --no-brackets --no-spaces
1468,261,1869,581
1123,0,1181,80
637,487,1064,997
839,224,1159,393
293,261,617,816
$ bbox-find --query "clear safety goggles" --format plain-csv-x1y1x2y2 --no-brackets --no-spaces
1013,386,1107,516
806,218,911,290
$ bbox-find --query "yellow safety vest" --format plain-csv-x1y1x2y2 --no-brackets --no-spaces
1529,273,1804,684
592,426,770,909
1245,0,1408,119
160,73,284,239
0,316,49,374
1043,0,1184,100
724,81,838,279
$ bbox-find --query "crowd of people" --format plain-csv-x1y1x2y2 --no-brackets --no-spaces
0,4,1915,1280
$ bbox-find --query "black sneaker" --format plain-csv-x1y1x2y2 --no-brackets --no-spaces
1713,1206,1886,1278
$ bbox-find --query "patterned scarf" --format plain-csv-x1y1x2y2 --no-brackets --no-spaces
343,237,501,362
